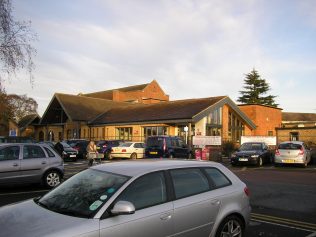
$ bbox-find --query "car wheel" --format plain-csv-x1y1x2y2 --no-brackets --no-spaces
187,153,192,159
257,157,263,167
169,154,174,159
130,153,137,159
215,215,244,237
43,170,61,188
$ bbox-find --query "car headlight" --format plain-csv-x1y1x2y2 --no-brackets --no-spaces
231,154,236,158
251,154,259,158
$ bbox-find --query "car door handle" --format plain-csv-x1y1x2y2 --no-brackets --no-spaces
41,161,47,165
12,163,19,167
160,213,172,221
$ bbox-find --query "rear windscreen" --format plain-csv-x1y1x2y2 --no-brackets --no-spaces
146,137,164,147
278,143,302,150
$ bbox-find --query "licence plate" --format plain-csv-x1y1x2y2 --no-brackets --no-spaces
239,158,248,161
283,159,295,163
70,155,76,157
150,152,158,155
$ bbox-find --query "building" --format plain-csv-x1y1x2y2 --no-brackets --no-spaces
276,112,316,145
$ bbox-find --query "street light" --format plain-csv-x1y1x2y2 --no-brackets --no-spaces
184,126,189,144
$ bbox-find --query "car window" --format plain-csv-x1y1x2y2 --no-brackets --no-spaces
204,168,231,189
240,143,262,151
120,142,132,147
117,172,167,210
178,139,185,147
146,137,164,147
278,143,302,150
44,147,55,157
23,145,46,159
0,146,20,160
170,168,209,199
134,143,142,148
171,138,179,147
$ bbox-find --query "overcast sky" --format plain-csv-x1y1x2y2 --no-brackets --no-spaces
3,0,316,116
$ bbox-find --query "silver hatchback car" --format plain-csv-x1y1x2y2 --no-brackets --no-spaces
0,143,64,188
275,141,311,167
0,160,250,237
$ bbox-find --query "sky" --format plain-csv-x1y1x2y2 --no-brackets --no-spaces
3,0,316,116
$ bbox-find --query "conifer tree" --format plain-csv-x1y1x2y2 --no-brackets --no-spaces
237,69,278,107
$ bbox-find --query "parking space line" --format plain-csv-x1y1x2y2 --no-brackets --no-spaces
251,213,316,231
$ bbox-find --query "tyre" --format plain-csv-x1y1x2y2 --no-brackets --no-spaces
215,215,244,237
187,153,192,159
130,153,137,159
105,150,111,160
43,170,61,188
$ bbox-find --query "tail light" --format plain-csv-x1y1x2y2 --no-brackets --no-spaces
298,147,304,155
73,146,79,151
244,187,250,197
103,145,107,148
275,149,280,156
122,149,127,152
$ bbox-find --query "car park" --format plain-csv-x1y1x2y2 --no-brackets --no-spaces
0,160,250,237
0,143,64,188
110,142,145,159
96,140,123,159
230,142,273,166
145,136,192,159
274,141,311,167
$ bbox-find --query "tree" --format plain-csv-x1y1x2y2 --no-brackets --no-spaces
7,93,38,122
0,82,13,135
0,0,36,83
237,69,278,107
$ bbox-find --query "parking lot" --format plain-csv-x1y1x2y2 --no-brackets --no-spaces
0,159,315,237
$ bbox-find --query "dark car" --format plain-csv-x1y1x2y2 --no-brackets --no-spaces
231,142,273,166
67,139,89,159
96,140,123,159
145,136,192,159
54,142,78,162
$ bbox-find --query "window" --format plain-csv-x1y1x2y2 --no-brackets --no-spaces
290,132,299,141
228,111,244,142
268,131,273,136
117,172,167,210
143,126,168,138
134,143,144,148
116,127,133,141
23,145,46,159
0,146,20,161
204,168,231,189
44,147,55,157
170,168,209,199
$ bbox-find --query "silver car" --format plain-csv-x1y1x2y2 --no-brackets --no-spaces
0,143,64,188
0,160,250,237
275,141,311,167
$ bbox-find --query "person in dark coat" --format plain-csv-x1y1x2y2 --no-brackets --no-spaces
54,142,64,157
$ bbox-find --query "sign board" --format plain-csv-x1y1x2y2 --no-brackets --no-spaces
241,136,277,146
9,129,17,136
193,136,221,146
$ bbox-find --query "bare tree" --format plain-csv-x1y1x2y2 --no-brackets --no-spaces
0,0,36,83
7,93,38,122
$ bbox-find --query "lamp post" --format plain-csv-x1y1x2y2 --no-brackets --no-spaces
184,126,189,144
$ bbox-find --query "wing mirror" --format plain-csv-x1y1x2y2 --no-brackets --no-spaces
111,201,135,215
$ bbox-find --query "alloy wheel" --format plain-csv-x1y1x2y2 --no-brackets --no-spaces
219,219,242,237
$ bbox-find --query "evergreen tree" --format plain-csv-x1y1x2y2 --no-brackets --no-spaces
237,69,278,107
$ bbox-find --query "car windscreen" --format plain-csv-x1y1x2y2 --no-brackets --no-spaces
119,142,133,147
36,169,130,218
278,143,302,150
61,142,71,148
240,143,262,151
146,137,164,147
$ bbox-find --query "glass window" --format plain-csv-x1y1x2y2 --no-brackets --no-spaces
38,169,130,218
204,168,231,188
116,127,132,141
44,147,55,157
170,168,209,199
117,172,167,210
23,145,46,159
0,146,20,161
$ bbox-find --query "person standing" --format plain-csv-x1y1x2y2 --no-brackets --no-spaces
86,140,97,166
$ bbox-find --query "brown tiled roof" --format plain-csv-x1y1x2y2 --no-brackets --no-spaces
92,96,226,124
18,114,40,128
55,93,130,121
282,112,316,122
82,83,149,99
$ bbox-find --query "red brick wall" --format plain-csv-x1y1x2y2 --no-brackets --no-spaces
239,105,282,136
